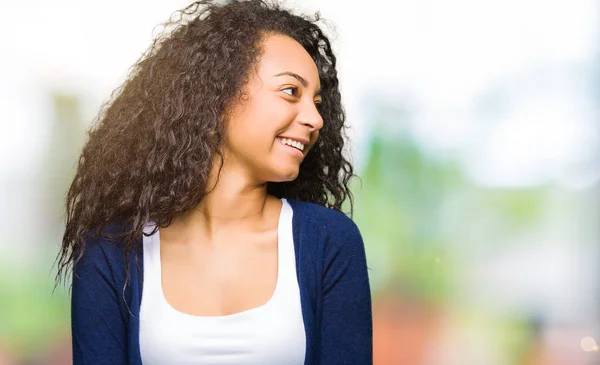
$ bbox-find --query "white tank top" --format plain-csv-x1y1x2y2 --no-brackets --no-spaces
139,199,306,365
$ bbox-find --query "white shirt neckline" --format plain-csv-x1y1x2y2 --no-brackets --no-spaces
150,198,289,321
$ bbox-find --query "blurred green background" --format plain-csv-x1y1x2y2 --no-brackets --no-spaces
1,0,599,364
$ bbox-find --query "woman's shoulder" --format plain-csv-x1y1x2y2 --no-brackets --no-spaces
76,221,138,273
287,199,368,284
286,198,359,233
286,198,363,255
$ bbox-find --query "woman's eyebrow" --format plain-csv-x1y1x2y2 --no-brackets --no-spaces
274,71,308,87
274,71,321,96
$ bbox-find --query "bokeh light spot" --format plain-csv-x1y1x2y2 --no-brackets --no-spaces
581,336,597,352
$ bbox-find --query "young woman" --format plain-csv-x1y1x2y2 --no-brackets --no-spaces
56,1,372,364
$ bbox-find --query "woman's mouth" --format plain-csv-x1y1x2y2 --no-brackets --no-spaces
278,137,305,151
277,137,305,158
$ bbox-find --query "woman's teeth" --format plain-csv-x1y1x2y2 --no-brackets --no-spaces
280,138,305,151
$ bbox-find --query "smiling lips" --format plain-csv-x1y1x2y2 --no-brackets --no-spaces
279,137,305,151
277,137,310,159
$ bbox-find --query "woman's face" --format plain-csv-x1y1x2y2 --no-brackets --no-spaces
223,33,323,183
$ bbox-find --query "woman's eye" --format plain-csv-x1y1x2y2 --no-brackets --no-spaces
282,86,298,97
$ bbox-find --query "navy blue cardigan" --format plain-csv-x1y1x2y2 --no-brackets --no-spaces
71,199,372,364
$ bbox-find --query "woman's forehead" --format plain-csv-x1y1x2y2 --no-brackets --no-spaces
257,34,320,88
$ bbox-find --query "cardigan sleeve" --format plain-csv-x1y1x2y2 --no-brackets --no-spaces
321,218,373,364
71,238,128,364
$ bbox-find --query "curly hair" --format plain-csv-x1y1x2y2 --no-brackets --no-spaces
56,0,355,286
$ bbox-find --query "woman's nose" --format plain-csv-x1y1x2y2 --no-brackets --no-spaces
298,102,324,131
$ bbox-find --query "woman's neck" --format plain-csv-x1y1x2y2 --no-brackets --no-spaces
160,158,278,244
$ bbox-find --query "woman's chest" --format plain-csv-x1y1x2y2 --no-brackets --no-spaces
160,234,279,317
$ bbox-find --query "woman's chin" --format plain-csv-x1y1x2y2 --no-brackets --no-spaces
268,167,300,183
